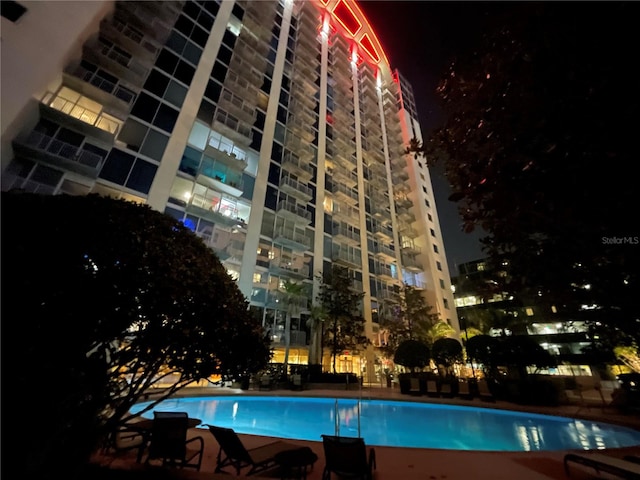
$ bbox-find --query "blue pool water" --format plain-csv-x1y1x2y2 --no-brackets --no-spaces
130,395,640,452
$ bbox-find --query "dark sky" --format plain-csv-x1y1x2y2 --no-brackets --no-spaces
357,1,517,274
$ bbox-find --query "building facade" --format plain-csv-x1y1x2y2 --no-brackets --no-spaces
1,0,458,382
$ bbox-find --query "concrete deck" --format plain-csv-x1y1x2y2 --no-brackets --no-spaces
96,384,640,480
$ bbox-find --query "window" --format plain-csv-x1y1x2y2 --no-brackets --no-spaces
425,199,430,207
443,298,450,309
439,279,445,289
433,244,439,253
436,261,442,271
1,1,26,22
430,228,436,237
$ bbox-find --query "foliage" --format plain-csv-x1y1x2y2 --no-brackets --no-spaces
393,339,430,372
379,283,440,356
279,280,307,372
496,335,556,378
613,346,640,374
431,338,463,377
408,3,639,356
426,321,456,344
3,192,271,479
465,334,501,379
317,265,367,373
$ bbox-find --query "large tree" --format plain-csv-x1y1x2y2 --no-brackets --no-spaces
379,283,440,357
409,2,639,355
2,192,271,479
317,265,367,373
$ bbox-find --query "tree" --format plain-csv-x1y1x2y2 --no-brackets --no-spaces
393,339,430,373
379,283,440,357
496,335,556,379
431,338,463,378
2,192,271,479
279,280,307,374
317,265,367,373
408,3,639,355
465,334,501,380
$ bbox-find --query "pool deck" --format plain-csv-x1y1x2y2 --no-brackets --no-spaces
99,384,640,480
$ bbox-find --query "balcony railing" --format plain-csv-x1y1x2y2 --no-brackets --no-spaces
276,200,312,224
13,131,104,176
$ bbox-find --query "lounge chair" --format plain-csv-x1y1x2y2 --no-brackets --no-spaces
477,378,495,402
259,374,273,391
409,377,421,396
145,411,205,471
321,434,376,480
564,452,640,479
206,424,302,476
426,379,439,397
457,378,473,400
439,381,454,398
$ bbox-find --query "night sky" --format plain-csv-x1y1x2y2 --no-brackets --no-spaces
357,1,519,274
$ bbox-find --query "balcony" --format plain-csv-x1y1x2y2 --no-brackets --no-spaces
12,131,104,177
374,264,396,281
401,254,423,272
115,2,172,43
269,259,310,280
225,70,259,102
282,152,313,181
273,226,310,252
100,18,160,60
228,56,264,88
288,115,316,143
392,166,409,182
333,226,360,246
280,175,313,202
38,102,118,144
186,194,240,227
332,248,361,268
374,245,396,263
328,165,357,189
82,41,148,86
332,183,358,205
399,224,418,238
276,200,312,224
373,224,393,243
401,241,421,256
213,110,253,146
63,66,135,114
332,203,359,223
218,89,256,125
203,144,248,173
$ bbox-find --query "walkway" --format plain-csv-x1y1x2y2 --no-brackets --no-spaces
98,384,640,480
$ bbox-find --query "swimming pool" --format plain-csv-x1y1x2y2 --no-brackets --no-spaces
130,395,640,452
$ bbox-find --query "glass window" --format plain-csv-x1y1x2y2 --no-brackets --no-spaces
183,41,202,65
168,176,193,206
187,122,209,149
100,149,135,185
164,80,187,107
131,92,159,123
118,119,147,151
126,158,157,194
174,60,195,85
140,129,168,161
197,99,215,124
166,30,187,55
153,104,179,133
144,69,170,97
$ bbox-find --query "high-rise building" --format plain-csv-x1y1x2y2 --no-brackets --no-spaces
1,0,458,382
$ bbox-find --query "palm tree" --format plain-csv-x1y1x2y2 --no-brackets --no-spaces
280,280,307,374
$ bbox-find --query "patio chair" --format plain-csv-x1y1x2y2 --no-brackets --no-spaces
321,434,376,480
477,379,495,402
426,379,439,397
457,378,473,400
206,424,301,476
259,374,273,391
409,377,421,396
564,452,640,479
145,411,205,471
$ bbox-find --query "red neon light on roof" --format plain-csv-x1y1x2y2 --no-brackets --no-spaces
332,0,362,36
319,0,329,4
359,33,380,63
